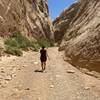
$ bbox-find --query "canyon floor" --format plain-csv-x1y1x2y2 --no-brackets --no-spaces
0,47,100,100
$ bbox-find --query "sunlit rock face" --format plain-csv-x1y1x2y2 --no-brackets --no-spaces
0,0,54,39
54,0,100,72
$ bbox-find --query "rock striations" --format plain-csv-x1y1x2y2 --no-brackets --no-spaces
0,0,53,39
53,2,80,42
54,0,100,72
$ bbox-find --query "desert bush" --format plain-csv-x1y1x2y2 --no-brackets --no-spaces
4,38,18,47
37,38,54,47
30,41,40,52
4,32,54,56
5,46,23,56
12,32,31,50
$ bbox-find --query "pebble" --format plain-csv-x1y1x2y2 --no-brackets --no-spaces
86,72,94,76
13,59,16,61
84,86,90,90
11,74,16,78
34,62,38,65
0,80,8,88
5,75,12,81
67,70,75,73
18,68,21,70
23,65,27,67
56,75,62,78
25,88,30,91
50,84,54,88
1,70,5,73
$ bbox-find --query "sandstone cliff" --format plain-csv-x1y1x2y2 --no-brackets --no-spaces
54,0,100,72
53,2,79,42
0,0,53,39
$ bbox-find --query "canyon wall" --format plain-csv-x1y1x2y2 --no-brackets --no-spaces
54,0,100,72
0,0,54,39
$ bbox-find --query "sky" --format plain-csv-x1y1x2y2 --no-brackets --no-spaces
48,0,76,20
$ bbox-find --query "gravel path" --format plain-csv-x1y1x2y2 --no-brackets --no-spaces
0,47,100,100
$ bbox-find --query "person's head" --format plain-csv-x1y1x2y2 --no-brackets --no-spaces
42,46,45,49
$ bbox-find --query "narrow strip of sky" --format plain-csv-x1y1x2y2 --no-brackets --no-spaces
48,0,76,20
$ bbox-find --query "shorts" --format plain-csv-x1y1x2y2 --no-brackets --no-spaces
40,56,47,62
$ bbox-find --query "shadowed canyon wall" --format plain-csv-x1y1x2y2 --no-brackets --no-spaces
54,0,100,72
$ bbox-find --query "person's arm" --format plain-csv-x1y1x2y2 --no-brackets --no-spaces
40,49,41,53
46,51,50,60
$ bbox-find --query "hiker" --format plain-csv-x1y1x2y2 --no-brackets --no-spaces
40,46,48,72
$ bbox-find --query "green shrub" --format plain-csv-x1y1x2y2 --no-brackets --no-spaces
12,32,31,50
4,32,40,55
30,41,40,52
5,46,23,56
4,38,18,47
37,38,54,47
4,32,54,56
49,40,55,47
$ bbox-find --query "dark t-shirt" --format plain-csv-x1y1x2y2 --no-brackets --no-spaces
40,49,47,62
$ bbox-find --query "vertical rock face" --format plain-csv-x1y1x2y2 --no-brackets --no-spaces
54,0,100,72
53,2,80,42
0,0,53,39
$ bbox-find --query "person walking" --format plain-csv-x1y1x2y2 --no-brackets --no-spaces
40,46,48,72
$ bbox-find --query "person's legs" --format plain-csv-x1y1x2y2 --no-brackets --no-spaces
43,62,46,71
41,61,46,72
41,62,44,71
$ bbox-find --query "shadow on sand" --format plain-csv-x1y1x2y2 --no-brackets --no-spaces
34,69,43,73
